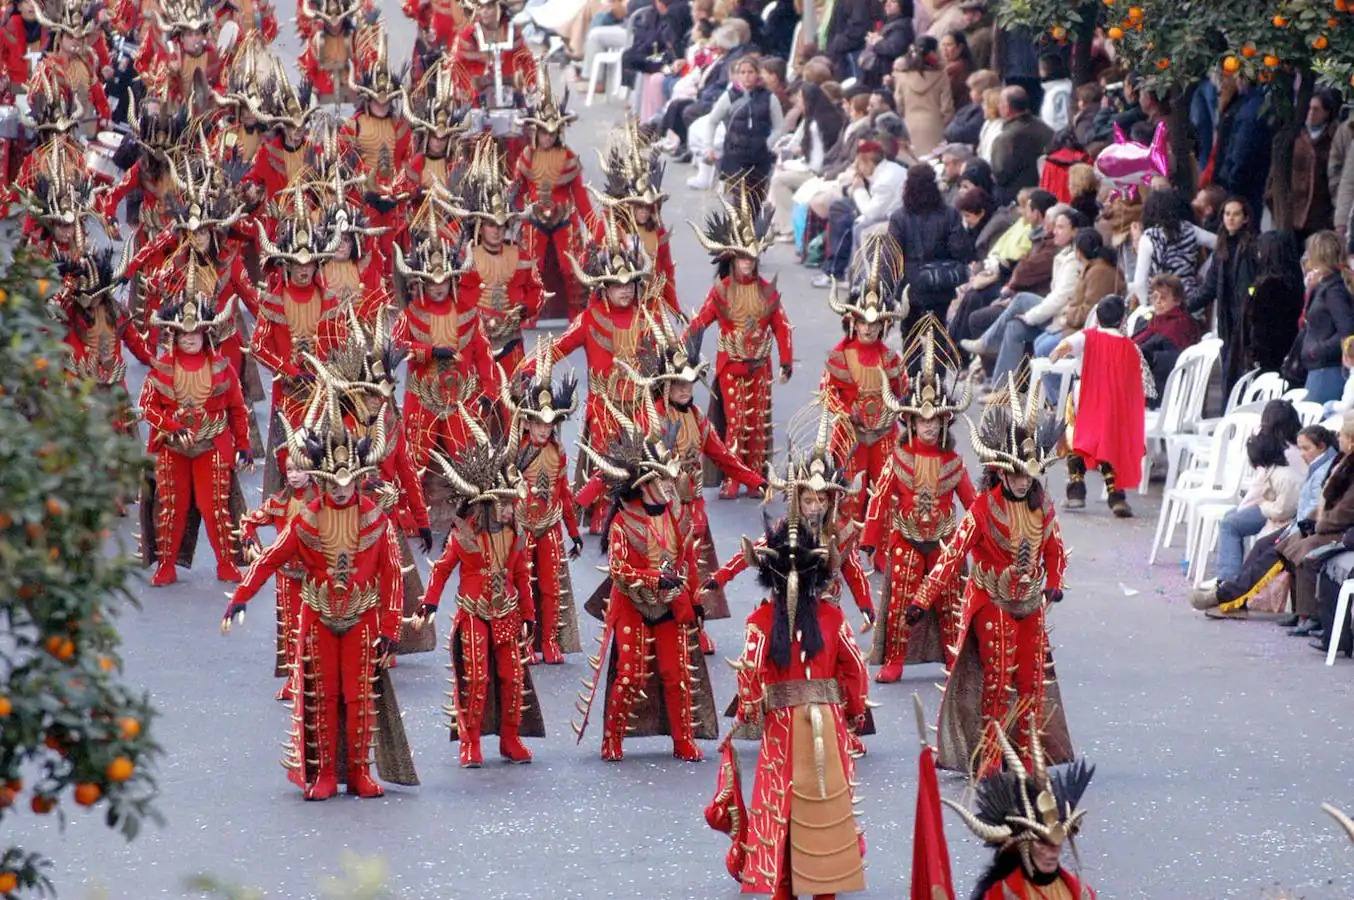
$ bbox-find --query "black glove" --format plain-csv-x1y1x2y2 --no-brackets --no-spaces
373,636,395,661
1043,588,1064,604
859,545,876,559
235,450,251,469
1299,519,1317,537
431,346,455,360
703,578,719,592
569,536,584,560
365,192,398,214
222,602,247,624
657,573,683,591
903,604,925,626
779,363,793,381
695,604,707,623
1342,529,1354,550
418,527,434,554
417,602,438,620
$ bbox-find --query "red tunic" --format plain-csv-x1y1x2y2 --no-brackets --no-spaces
138,350,250,457
1071,328,1147,490
685,274,793,376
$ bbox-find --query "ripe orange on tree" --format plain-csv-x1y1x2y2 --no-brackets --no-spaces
0,872,19,893
106,756,134,783
30,794,55,814
74,783,101,807
118,717,142,740
1107,25,1125,39
1263,53,1280,67
0,696,11,717
1127,5,1143,20
1222,55,1241,74
1272,13,1288,26
1241,43,1258,57
1313,35,1329,49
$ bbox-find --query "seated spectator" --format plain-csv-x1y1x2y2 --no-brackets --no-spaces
1298,230,1354,403
939,30,974,108
954,186,1005,260
944,68,1001,147
1039,130,1092,203
1323,336,1354,417
812,138,906,287
1277,416,1354,639
659,19,749,160
888,162,974,329
949,187,1056,347
1051,295,1152,517
760,56,789,108
1035,228,1123,359
1133,274,1202,399
975,86,1004,163
938,142,974,202
1066,162,1099,224
1128,187,1214,308
767,81,846,242
857,0,913,88
1246,230,1305,373
1070,82,1105,150
959,157,994,195
991,85,1054,204
1192,427,1313,615
621,0,693,84
961,206,1084,388
893,37,954,156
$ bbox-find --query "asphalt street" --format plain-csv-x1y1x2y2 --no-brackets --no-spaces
7,17,1354,900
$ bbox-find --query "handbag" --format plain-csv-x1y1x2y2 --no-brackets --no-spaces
912,259,969,294
1281,328,1308,385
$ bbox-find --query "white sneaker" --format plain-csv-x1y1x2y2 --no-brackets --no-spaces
686,162,716,190
811,273,832,288
959,337,984,354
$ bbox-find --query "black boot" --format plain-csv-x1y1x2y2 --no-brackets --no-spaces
1101,463,1133,518
1065,456,1086,509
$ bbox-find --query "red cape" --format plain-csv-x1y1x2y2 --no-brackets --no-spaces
1072,329,1146,490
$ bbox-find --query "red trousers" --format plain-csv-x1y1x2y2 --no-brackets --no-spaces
971,600,1049,777
879,541,960,670
154,447,236,572
841,433,894,523
402,399,478,471
453,609,526,741
290,607,382,787
603,603,696,751
274,574,301,679
525,221,584,316
526,528,566,653
716,365,772,482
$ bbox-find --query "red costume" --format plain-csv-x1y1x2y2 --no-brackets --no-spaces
224,405,415,800
912,385,1074,777
860,316,975,683
448,6,538,106
515,78,592,318
708,523,868,899
685,184,793,499
595,119,679,315
420,415,541,767
138,296,251,586
504,337,584,664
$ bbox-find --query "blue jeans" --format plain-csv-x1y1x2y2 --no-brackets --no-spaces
1032,330,1065,397
1306,366,1345,404
1216,504,1266,583
977,292,1043,383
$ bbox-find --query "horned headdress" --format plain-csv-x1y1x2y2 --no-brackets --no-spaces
569,206,650,291
969,374,1066,477
690,179,773,261
827,231,909,328
520,60,576,134
427,410,526,507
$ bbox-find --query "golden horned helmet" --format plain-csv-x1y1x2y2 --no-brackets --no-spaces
428,409,527,506
149,291,236,335
348,26,405,105
969,373,1066,477
827,232,909,328
596,118,668,209
403,62,471,141
880,313,972,431
520,59,576,134
690,178,773,261
569,206,651,291
257,193,342,267
283,364,390,488
942,718,1094,875
503,336,580,429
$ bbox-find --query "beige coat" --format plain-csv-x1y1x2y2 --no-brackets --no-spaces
894,68,954,156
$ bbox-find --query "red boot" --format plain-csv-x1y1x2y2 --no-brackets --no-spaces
459,736,483,768
698,628,715,656
875,659,904,683
216,562,243,582
346,765,384,798
601,735,624,761
498,732,533,764
541,637,564,665
305,768,339,801
672,738,704,762
718,479,739,500
150,562,177,587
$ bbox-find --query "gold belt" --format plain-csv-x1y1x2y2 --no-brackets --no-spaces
894,512,956,544
300,579,380,635
524,503,563,537
716,329,772,362
970,562,1044,619
765,678,842,710
457,588,518,620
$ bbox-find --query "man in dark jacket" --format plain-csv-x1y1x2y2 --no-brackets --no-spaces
858,0,912,87
990,86,1053,205
621,0,691,80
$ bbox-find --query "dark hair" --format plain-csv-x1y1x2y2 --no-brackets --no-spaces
906,35,940,71
1038,51,1068,81
1149,273,1184,303
1142,188,1185,237
871,88,896,111
955,186,994,216
1213,195,1254,264
799,82,846,156
1247,432,1289,469
1073,227,1105,262
1027,188,1057,216
1075,81,1103,107
1299,424,1335,451
943,30,974,66
759,56,786,82
902,163,943,214
1096,293,1125,328
961,158,994,194
1256,230,1303,286
1260,399,1302,447
1054,208,1087,230
1313,88,1340,119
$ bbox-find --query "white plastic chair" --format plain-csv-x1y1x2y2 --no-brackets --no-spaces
1294,400,1325,426
1027,356,1079,411
585,11,639,107
1148,409,1258,569
1124,304,1153,337
1140,339,1222,495
1328,578,1354,666
1282,387,1309,403
1240,371,1288,406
